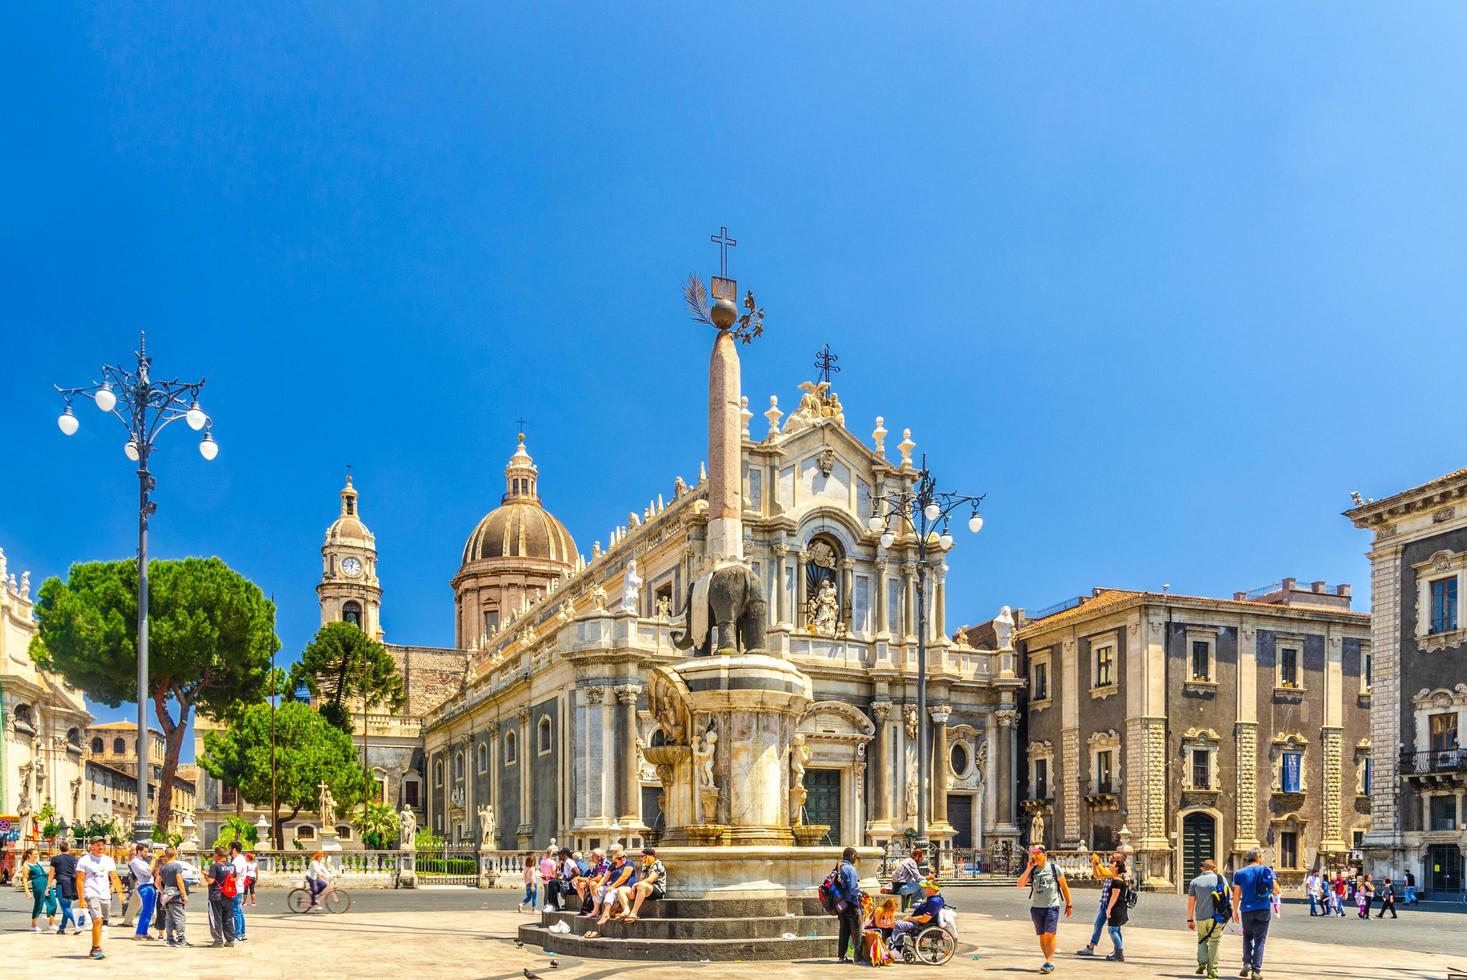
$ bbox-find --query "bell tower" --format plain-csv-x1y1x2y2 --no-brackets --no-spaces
317,473,384,640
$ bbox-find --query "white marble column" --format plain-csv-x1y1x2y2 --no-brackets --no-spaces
617,684,644,827
902,560,917,639
774,544,790,626
875,556,889,636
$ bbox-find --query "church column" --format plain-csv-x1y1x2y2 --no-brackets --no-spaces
486,722,499,844
774,544,790,626
516,706,532,847
933,562,947,641
618,684,644,827
994,707,1019,834
840,558,855,631
875,556,889,636
871,702,894,827
796,548,810,628
902,559,917,639
930,705,951,825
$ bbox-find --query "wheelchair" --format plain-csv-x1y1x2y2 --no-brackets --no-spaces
888,921,957,966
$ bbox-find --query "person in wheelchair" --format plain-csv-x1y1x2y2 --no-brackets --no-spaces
891,879,945,941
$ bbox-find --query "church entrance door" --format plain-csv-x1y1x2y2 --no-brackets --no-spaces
947,795,973,848
805,768,842,846
1181,812,1216,885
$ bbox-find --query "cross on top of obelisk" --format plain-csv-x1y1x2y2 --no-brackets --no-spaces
710,225,737,278
814,344,841,384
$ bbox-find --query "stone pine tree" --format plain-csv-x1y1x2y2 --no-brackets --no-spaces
288,621,406,731
30,557,278,830
200,701,366,849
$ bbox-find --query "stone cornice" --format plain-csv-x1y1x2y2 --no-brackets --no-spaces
1344,469,1467,527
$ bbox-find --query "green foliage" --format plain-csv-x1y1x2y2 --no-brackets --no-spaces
151,826,184,846
417,857,476,875
36,802,57,823
288,622,406,729
211,815,259,851
199,701,364,848
413,828,445,851
73,814,122,844
353,801,400,850
30,557,279,827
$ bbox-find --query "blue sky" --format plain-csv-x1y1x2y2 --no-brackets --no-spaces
4,5,1466,752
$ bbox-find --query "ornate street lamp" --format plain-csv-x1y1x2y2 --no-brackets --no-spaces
870,454,984,859
54,332,217,843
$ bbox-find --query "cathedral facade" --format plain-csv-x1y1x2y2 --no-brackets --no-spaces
383,378,1024,861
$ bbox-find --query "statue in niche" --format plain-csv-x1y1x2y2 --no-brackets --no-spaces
693,730,718,790
477,804,496,847
622,560,643,613
399,805,417,845
807,579,839,636
904,705,919,741
905,756,919,816
654,595,672,620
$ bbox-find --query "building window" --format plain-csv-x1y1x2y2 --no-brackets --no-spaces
454,750,464,781
1430,577,1459,635
537,716,553,755
433,760,443,786
505,730,518,766
950,742,970,778
1190,640,1211,681
1277,643,1301,689
1032,659,1049,703
477,742,488,774
296,825,316,840
1095,750,1114,793
483,610,499,637
1093,642,1115,689
343,600,362,628
404,779,420,809
1430,795,1458,832
1362,757,1373,796
1279,831,1299,869
1033,758,1049,800
1430,712,1459,754
1191,749,1212,789
221,784,238,806
113,737,126,755
90,737,103,754
1280,751,1303,793
1362,645,1372,693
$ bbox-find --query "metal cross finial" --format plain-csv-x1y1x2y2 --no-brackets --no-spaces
515,416,528,436
814,344,841,384
710,226,737,277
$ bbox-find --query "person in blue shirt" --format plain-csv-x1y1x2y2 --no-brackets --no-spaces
1230,849,1279,980
892,880,945,939
835,847,866,964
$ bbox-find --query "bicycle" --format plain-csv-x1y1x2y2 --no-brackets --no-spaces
287,881,351,914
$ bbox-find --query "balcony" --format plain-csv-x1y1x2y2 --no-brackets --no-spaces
1083,780,1120,811
1400,749,1467,787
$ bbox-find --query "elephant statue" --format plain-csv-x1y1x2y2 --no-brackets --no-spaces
671,564,768,656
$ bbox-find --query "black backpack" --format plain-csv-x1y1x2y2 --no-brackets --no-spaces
1125,876,1139,910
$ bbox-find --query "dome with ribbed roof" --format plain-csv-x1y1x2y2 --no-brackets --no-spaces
460,435,577,566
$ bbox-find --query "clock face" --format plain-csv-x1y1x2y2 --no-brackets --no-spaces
341,557,362,577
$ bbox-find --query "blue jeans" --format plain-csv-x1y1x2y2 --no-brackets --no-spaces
232,894,246,938
1107,925,1123,952
136,884,157,937
57,894,76,931
1240,909,1271,971
894,880,922,909
1307,893,1318,915
1089,906,1108,946
523,882,536,906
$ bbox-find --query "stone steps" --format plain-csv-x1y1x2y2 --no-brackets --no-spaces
516,923,839,962
540,909,835,940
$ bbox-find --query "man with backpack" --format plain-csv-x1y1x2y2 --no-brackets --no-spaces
1231,848,1278,980
206,845,238,947
1017,845,1072,976
1187,858,1230,979
830,847,867,965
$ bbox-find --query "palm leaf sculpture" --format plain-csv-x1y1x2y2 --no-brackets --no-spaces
683,273,766,344
684,273,714,326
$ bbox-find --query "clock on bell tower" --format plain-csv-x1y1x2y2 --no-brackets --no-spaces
317,473,384,640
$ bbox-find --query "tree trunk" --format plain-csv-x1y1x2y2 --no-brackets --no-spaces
275,805,300,850
151,689,191,833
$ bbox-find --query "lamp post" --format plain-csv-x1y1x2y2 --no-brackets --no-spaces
54,332,217,844
870,454,984,857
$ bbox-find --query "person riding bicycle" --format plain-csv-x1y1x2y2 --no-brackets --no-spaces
892,879,945,940
304,851,333,911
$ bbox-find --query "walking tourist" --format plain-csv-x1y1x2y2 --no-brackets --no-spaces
22,848,53,932
77,837,123,961
128,843,158,941
519,855,537,912
1376,876,1398,919
244,852,258,907
587,847,638,935
119,843,138,928
206,845,238,946
1102,857,1130,962
229,841,249,941
1017,844,1072,975
158,846,190,947
149,848,168,939
1403,869,1417,905
575,849,607,915
49,842,79,935
1331,873,1346,917
1357,874,1375,919
305,850,333,910
834,846,866,965
1076,851,1122,957
1304,870,1321,917
1230,848,1278,980
884,846,925,910
619,847,667,923
1187,858,1228,980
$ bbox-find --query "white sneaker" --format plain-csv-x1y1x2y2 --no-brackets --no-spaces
29,926,40,933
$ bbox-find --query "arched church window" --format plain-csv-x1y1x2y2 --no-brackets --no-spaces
454,750,464,781
343,601,362,627
434,760,443,786
113,737,126,755
537,716,552,755
91,737,104,754
505,730,518,766
477,741,488,773
803,536,845,635
14,704,32,728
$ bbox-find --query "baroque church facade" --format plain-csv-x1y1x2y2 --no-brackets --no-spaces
303,377,1022,861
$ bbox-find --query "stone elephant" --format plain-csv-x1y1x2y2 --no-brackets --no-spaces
670,563,768,656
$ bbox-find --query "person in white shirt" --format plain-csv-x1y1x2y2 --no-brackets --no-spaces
76,838,122,961
127,844,158,941
244,853,259,907
228,841,249,941
305,851,333,910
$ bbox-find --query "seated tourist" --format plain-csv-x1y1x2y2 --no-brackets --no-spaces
617,848,667,923
548,848,578,911
892,880,944,938
587,848,637,933
871,896,899,939
883,847,925,910
575,849,607,915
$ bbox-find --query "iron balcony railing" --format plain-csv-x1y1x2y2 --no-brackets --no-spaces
1401,749,1467,775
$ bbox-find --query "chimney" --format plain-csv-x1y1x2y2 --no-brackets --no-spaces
1281,577,1296,592
1233,591,1247,601
1311,581,1326,593
1336,584,1352,598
